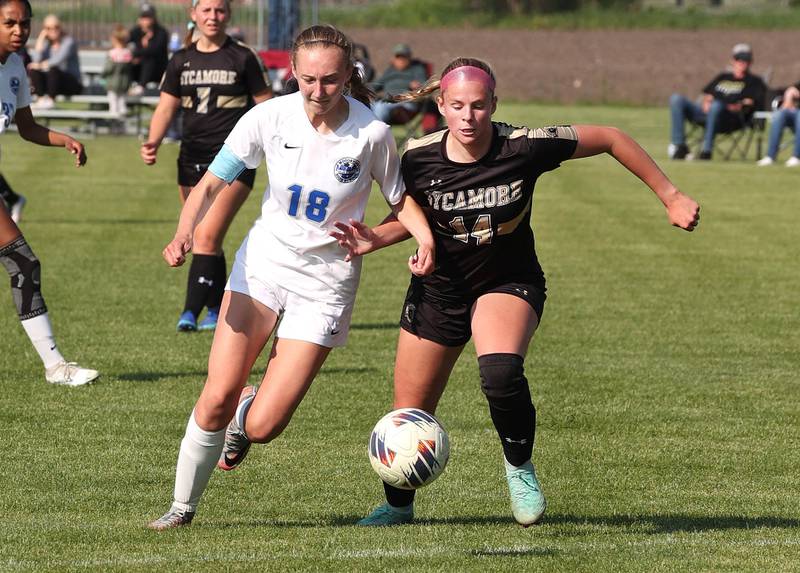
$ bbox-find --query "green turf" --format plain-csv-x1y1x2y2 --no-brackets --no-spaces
1,105,799,572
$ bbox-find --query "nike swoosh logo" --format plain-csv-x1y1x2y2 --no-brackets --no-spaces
331,329,340,335
284,143,301,149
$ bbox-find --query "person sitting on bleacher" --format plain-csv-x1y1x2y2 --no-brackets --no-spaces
756,82,800,167
370,43,429,124
128,3,168,95
668,43,766,161
27,14,82,110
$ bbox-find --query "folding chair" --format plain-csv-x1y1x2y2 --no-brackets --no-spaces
257,49,293,95
687,81,768,161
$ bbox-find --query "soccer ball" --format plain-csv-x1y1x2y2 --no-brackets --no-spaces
368,408,450,490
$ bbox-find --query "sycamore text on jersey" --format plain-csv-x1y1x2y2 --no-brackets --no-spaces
425,179,523,211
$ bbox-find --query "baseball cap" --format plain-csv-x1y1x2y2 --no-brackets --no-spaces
140,3,156,18
732,43,752,61
393,43,411,57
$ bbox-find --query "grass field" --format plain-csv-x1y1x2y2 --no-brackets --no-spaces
1,104,799,572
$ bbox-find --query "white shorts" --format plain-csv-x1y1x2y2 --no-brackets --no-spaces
226,256,354,348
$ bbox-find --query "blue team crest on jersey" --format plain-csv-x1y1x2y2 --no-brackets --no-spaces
10,77,20,95
334,157,361,183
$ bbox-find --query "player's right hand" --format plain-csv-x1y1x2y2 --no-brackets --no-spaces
140,141,159,165
163,236,192,267
665,191,700,232
330,219,378,262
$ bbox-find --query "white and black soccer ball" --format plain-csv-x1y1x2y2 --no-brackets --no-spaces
368,408,450,490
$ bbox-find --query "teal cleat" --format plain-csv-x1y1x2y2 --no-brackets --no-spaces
177,311,197,332
357,503,414,526
505,459,546,527
198,308,219,331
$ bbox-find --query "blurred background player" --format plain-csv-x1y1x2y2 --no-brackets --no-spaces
148,24,434,530
27,13,81,109
140,0,271,332
0,0,98,385
332,57,700,527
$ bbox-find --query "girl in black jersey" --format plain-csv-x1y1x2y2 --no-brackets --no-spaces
141,0,271,332
332,57,700,527
1,0,97,386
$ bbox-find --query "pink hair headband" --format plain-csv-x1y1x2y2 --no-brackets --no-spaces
440,65,496,92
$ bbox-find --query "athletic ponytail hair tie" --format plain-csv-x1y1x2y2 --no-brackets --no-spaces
440,66,496,93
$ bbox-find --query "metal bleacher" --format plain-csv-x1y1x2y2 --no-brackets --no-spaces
30,50,160,136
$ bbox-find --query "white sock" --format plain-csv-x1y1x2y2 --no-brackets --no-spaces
173,410,226,512
20,313,65,369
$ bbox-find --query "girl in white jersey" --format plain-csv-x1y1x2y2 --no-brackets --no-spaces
149,25,435,530
0,0,98,386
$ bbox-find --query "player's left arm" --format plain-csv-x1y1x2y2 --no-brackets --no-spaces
570,125,699,232
14,106,87,166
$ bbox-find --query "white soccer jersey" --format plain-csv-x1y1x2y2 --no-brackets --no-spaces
0,53,31,132
224,91,405,304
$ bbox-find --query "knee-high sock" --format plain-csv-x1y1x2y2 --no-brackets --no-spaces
173,411,226,512
207,252,226,311
20,313,65,369
383,481,415,508
183,254,218,317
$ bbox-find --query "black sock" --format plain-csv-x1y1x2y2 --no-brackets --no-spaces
0,174,21,205
383,481,416,508
479,353,536,467
207,252,226,311
183,254,218,317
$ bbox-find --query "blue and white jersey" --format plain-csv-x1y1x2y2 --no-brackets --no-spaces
0,53,31,133
221,91,405,304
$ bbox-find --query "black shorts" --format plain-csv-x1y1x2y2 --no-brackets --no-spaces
177,158,256,188
399,280,547,347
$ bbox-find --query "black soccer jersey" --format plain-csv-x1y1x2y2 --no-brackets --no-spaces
160,37,267,161
401,123,578,300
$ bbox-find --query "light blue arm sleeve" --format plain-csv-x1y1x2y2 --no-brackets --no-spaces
208,144,247,184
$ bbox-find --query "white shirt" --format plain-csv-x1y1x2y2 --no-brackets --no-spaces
0,53,31,133
225,91,405,303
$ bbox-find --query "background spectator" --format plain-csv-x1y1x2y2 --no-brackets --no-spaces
668,43,766,161
756,82,800,167
370,43,429,124
102,24,133,129
27,14,82,109
128,2,168,94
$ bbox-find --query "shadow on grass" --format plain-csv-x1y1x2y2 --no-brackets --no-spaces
544,512,800,533
116,371,208,382
212,513,800,533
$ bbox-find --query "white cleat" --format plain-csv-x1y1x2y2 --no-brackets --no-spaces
785,156,800,167
756,156,774,166
45,360,99,386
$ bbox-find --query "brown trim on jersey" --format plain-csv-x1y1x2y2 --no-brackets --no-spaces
496,195,532,236
217,95,248,109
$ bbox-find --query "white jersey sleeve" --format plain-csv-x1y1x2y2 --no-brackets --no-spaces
222,103,267,169
369,122,405,206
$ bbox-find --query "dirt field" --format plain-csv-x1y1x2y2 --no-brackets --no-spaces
350,28,800,105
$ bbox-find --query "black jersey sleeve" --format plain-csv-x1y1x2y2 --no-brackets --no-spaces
159,50,184,97
702,73,725,96
525,125,578,172
241,48,269,96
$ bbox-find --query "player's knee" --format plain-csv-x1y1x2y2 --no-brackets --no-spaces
1,237,46,320
478,353,527,400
